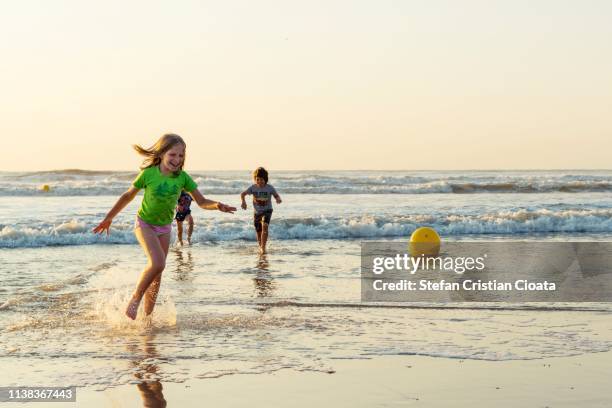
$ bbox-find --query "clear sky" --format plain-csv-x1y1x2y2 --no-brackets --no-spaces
1,0,611,171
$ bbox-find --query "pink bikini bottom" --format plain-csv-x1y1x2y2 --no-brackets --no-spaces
135,217,172,236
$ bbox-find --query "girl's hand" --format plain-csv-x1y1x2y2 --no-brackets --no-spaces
217,203,236,213
275,198,282,204
241,202,247,210
92,219,112,236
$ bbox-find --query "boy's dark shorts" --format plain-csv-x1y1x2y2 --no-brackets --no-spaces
254,210,273,232
175,209,191,222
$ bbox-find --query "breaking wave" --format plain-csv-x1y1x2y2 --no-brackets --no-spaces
2,209,611,248
1,170,611,196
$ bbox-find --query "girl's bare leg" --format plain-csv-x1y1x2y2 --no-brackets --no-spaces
126,227,168,320
187,215,194,245
143,232,170,316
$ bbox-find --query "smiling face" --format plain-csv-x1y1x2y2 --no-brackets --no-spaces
160,143,185,174
255,176,266,187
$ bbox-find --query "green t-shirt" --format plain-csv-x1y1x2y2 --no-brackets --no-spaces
132,166,197,225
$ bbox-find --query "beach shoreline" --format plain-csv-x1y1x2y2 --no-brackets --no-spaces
31,351,611,407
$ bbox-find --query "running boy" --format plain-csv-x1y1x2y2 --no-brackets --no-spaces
240,167,282,254
175,191,194,245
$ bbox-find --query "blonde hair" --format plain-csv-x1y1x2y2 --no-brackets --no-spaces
133,133,186,175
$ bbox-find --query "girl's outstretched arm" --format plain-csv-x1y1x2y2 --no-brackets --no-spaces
190,189,236,213
92,186,140,235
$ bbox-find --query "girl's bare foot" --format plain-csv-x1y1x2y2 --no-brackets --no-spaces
125,296,141,320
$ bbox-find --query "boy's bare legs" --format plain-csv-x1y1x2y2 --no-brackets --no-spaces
143,232,170,316
260,223,269,254
256,228,262,248
176,221,184,246
126,227,168,320
186,215,194,245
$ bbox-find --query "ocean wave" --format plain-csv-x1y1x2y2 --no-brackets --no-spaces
1,170,611,196
1,209,611,248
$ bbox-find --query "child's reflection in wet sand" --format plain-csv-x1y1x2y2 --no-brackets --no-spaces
254,254,276,300
172,247,194,282
127,332,167,408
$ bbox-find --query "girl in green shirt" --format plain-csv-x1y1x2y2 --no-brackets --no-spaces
92,134,236,320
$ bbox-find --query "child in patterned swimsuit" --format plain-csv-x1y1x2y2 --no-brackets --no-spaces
175,191,194,245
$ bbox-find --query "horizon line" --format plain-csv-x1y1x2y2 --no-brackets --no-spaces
2,168,612,173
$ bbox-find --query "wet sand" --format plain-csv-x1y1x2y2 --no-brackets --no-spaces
18,350,609,407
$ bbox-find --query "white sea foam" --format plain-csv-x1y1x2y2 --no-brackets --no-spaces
1,209,611,248
88,264,177,330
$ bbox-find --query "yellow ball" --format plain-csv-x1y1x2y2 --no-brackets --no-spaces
409,227,441,257
41,184,50,192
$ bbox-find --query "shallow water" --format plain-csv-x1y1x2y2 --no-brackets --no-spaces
2,240,612,389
